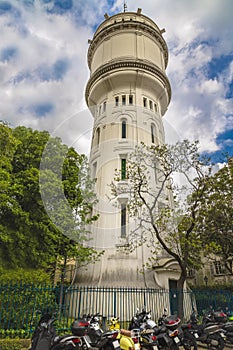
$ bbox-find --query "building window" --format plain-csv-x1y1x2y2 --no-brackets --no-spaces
129,95,133,105
122,120,126,138
122,95,126,105
143,97,147,107
214,261,225,275
103,101,106,112
121,158,126,180
151,124,156,144
121,204,126,238
96,127,100,145
93,162,97,178
154,103,158,113
149,100,153,110
115,96,119,106
188,269,195,278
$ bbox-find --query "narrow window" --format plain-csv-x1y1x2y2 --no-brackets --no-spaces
143,97,147,107
122,120,126,138
121,204,126,238
96,127,100,145
122,95,126,105
93,162,97,178
115,96,119,106
121,158,126,180
154,103,158,113
103,101,106,112
149,100,153,110
151,124,155,144
214,261,224,275
129,95,133,105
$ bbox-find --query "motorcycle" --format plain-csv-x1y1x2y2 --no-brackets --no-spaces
205,308,233,345
188,309,226,350
30,312,82,350
71,313,121,350
128,307,192,350
158,308,197,350
128,308,159,350
108,316,141,350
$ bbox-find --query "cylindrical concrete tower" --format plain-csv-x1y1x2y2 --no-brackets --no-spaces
78,9,172,288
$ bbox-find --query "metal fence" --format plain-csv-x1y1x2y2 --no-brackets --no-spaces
0,283,233,334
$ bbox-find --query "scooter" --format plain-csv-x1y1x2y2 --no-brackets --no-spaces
188,309,226,350
71,313,121,350
158,308,197,350
128,308,159,350
30,312,82,350
205,308,233,345
108,316,142,350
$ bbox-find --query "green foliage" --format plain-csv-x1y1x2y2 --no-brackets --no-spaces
0,338,30,349
0,124,100,273
195,160,233,273
0,282,57,334
0,268,51,284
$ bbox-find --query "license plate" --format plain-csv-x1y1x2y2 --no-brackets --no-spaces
113,340,120,349
153,346,158,350
174,337,180,344
134,344,140,350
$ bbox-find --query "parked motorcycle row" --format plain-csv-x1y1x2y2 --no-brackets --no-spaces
30,307,233,350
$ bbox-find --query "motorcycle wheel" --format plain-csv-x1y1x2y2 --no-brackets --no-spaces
182,333,197,350
51,344,80,350
103,344,114,350
209,334,225,350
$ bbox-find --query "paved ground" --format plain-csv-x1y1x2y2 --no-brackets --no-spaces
197,343,233,349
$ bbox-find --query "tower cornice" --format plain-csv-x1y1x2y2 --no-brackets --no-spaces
85,59,171,110
88,20,169,70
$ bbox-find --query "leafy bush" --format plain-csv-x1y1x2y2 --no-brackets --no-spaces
0,268,51,284
0,338,30,350
0,283,57,333
0,268,57,336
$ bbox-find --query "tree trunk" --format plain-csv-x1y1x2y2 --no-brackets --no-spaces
58,255,67,316
177,272,186,319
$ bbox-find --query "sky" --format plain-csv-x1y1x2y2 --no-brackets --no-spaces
0,0,233,164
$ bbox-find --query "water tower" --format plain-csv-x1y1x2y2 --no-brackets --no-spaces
77,8,173,288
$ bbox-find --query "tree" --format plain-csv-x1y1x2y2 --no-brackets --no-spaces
0,124,101,277
110,140,214,317
196,159,233,274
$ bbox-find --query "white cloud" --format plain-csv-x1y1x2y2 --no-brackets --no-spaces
0,0,232,159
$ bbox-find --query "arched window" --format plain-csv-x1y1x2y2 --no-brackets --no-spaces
121,158,126,180
122,120,127,138
143,97,147,107
121,204,126,238
96,127,100,145
151,124,156,144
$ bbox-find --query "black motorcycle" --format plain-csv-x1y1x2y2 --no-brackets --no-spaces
128,308,159,350
71,313,120,350
157,308,197,350
188,309,226,350
205,308,233,345
30,312,82,350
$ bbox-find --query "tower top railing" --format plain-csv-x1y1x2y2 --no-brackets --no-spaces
94,9,162,36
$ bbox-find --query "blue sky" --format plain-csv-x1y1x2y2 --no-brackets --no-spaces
0,0,232,164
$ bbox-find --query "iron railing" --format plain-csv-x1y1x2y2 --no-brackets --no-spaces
0,283,232,334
